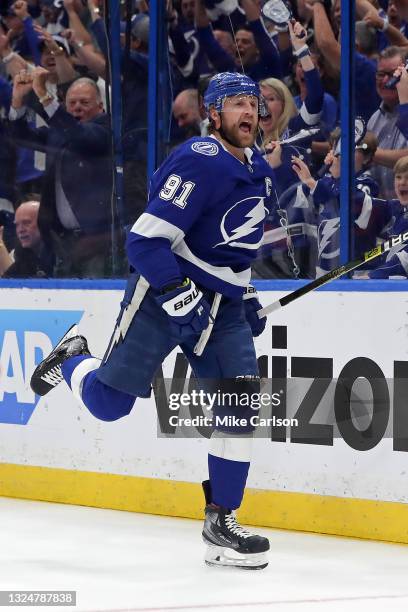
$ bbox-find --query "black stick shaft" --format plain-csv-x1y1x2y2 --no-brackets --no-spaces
258,230,408,317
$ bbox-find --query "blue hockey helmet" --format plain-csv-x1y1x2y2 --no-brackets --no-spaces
203,72,263,114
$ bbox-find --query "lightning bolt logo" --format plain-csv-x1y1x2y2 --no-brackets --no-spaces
318,218,340,260
102,277,149,364
215,197,267,250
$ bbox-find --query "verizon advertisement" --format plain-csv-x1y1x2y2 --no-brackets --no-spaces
1,285,408,503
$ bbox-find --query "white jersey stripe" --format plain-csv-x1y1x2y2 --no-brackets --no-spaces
131,213,185,246
299,103,321,126
132,213,251,288
355,193,373,230
173,239,251,287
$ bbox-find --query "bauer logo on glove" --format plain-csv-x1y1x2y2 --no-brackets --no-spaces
172,286,201,314
156,279,211,336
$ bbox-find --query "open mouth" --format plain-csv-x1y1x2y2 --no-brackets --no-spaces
239,121,252,134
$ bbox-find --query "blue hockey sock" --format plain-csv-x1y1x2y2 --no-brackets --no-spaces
207,432,253,509
208,453,250,510
62,355,135,422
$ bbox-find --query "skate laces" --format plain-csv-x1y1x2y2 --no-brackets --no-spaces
40,365,63,386
224,511,252,539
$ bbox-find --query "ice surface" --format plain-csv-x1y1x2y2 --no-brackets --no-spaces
1,497,408,612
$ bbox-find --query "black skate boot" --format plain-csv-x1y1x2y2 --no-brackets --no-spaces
202,480,269,570
30,324,90,396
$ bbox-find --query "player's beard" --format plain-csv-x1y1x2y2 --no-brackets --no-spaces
218,116,258,149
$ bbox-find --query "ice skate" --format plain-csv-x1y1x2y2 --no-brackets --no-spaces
30,325,90,396
201,480,269,570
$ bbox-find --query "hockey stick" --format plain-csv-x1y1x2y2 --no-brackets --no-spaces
257,230,408,318
194,292,222,356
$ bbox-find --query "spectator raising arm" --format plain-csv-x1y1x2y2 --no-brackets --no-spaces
33,24,76,83
287,20,323,132
310,0,340,74
62,29,106,78
87,0,102,25
11,69,36,111
12,0,42,65
167,0,199,78
373,146,408,168
195,0,235,73
356,0,408,48
0,26,28,77
240,0,282,79
310,0,378,122
63,0,93,45
88,0,108,57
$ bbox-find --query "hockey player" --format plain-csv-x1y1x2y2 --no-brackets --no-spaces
31,73,276,570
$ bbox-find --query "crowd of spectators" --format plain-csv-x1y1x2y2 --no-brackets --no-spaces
2,0,408,279
0,0,147,278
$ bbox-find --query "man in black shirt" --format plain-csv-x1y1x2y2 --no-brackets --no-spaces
1,200,54,277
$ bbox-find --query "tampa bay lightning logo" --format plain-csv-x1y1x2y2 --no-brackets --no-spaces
191,141,219,156
318,218,340,260
215,197,267,250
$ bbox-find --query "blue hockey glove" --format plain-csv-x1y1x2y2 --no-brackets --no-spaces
156,278,211,336
243,285,266,337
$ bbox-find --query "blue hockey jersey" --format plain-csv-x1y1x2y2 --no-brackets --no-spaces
127,136,277,296
301,171,380,274
366,198,408,278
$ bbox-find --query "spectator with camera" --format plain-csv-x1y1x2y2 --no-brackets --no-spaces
367,45,408,198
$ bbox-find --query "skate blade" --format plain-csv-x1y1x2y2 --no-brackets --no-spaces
204,544,268,570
